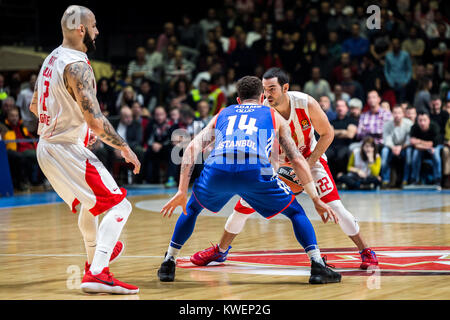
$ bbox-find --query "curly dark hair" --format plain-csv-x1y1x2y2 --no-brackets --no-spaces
236,76,263,101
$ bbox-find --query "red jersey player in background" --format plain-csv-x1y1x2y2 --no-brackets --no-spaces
30,5,140,294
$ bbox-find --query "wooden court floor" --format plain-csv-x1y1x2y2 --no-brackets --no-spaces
0,191,449,300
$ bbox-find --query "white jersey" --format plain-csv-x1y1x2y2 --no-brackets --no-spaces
264,91,325,163
36,46,93,146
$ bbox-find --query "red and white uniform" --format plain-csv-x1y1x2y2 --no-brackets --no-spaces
235,91,341,213
36,46,126,216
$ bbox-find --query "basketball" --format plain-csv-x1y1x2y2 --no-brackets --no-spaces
277,164,304,195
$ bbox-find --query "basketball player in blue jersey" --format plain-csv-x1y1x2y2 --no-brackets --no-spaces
157,76,341,284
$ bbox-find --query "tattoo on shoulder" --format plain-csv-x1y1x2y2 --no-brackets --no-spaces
65,62,103,119
65,62,127,149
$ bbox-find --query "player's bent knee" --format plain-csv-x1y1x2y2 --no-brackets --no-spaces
113,198,132,217
328,201,359,236
224,210,251,234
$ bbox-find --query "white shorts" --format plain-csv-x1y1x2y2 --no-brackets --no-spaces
37,140,127,216
310,157,340,203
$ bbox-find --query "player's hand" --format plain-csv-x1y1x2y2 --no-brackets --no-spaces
312,197,339,224
161,190,188,218
289,170,299,183
87,130,97,146
120,146,141,174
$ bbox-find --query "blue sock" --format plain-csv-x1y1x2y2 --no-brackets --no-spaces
282,200,319,253
168,194,203,253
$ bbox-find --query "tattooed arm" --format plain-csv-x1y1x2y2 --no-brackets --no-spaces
161,115,217,218
64,61,140,173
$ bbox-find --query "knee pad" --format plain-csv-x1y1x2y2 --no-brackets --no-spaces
328,200,359,236
116,198,132,216
224,210,252,234
105,198,132,225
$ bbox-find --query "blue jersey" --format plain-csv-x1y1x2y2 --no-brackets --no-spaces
205,104,276,172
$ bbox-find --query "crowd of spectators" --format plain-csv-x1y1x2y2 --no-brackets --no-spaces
0,0,449,191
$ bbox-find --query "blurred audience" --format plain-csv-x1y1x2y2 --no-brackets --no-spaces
380,105,414,187
336,136,382,190
4,1,450,190
409,111,442,186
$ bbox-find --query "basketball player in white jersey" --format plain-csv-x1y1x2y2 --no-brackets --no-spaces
29,5,140,294
191,68,378,269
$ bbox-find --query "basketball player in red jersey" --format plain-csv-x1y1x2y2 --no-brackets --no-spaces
191,68,378,269
29,5,140,294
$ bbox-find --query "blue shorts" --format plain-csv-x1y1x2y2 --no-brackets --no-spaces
191,165,295,219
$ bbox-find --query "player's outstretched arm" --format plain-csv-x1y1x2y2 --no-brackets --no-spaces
276,112,338,224
161,115,217,218
64,61,140,174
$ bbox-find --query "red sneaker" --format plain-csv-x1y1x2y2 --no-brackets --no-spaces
190,244,231,266
81,267,139,294
84,241,125,273
360,248,379,270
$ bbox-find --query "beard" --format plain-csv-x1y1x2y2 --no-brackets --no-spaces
83,30,96,54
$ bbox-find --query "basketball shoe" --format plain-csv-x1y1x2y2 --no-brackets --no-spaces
190,244,232,266
309,256,342,284
81,267,139,294
158,252,176,282
360,248,378,270
84,241,124,273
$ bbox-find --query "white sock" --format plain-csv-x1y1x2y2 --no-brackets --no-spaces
307,249,324,266
78,205,98,265
166,246,180,261
218,245,228,253
90,199,132,275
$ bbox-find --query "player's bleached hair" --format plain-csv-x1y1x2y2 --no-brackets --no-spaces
61,5,92,33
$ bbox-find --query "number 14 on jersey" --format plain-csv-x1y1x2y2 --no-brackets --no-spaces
226,115,259,135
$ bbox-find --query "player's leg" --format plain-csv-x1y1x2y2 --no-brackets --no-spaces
312,159,378,269
158,194,205,281
158,167,233,281
78,205,98,265
37,142,137,293
190,198,254,266
78,204,125,272
280,199,341,284
240,170,341,284
81,198,139,294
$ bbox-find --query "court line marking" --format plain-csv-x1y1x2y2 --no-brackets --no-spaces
0,253,164,258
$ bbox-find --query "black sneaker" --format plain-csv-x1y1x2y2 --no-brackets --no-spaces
309,256,342,284
158,253,176,282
